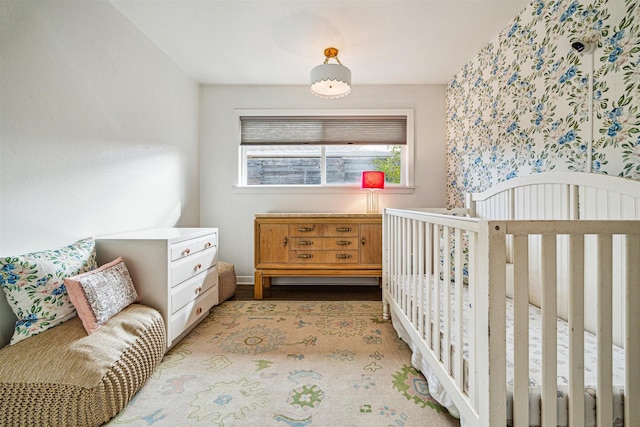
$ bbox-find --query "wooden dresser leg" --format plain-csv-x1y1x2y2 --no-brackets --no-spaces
254,271,263,299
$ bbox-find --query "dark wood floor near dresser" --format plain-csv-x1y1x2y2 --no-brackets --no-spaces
231,284,382,301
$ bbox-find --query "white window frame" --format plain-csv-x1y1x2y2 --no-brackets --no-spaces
234,108,415,194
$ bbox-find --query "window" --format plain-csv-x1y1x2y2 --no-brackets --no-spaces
238,110,413,188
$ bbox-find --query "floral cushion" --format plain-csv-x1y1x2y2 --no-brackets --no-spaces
65,257,138,335
0,238,97,345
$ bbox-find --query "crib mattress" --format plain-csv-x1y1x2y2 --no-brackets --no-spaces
388,275,626,426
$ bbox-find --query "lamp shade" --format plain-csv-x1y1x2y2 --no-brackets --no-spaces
310,63,351,98
362,171,385,189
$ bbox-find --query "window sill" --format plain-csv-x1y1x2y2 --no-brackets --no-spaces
231,185,415,195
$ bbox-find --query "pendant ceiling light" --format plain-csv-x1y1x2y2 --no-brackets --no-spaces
310,47,351,99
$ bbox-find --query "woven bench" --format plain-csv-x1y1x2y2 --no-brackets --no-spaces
0,303,166,426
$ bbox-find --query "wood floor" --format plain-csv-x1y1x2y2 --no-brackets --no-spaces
230,284,382,301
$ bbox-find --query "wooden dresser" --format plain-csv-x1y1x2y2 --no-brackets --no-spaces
253,214,382,299
96,228,219,349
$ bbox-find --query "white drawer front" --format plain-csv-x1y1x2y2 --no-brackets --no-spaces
171,266,218,314
198,233,217,252
171,247,218,287
171,237,199,261
170,288,218,342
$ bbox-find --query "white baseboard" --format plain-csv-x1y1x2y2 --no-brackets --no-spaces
236,275,254,285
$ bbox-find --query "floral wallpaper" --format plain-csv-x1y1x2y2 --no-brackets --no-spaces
446,0,640,207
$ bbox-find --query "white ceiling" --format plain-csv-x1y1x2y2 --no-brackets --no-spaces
110,0,531,86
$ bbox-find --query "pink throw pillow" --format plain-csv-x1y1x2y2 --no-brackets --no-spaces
64,257,138,334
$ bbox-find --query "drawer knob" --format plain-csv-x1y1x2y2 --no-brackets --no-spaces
297,254,313,259
336,227,352,232
195,286,202,294
297,226,315,232
195,263,202,270
362,237,366,245
336,253,352,259
283,237,288,246
336,240,351,246
196,307,203,315
297,240,313,246
205,242,212,249
183,248,191,255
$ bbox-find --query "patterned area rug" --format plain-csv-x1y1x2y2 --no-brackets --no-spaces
108,301,459,427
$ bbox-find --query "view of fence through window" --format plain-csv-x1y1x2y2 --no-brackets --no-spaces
245,145,401,186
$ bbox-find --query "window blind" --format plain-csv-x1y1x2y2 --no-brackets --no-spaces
240,115,407,145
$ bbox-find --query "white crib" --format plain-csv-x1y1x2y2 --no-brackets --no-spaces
382,172,640,427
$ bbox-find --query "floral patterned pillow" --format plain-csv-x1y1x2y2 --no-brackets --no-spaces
64,257,138,335
0,237,97,345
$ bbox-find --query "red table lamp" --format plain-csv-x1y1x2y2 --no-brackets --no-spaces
362,171,385,213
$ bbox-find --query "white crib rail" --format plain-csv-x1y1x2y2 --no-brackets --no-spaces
382,208,640,427
384,208,485,424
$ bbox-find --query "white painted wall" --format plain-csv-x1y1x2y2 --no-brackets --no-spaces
199,85,447,281
0,0,200,348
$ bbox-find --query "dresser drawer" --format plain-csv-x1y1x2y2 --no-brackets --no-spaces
171,246,217,287
171,237,200,261
289,223,358,237
171,265,218,313
171,233,218,261
169,288,218,342
290,250,359,264
290,237,358,250
198,233,217,251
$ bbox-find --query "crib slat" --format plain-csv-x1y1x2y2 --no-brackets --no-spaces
443,226,451,370
596,234,613,427
454,228,464,392
403,218,410,314
467,230,477,408
417,221,425,340
433,223,440,357
540,234,557,427
512,234,529,426
568,234,585,427
392,216,399,301
425,223,433,345
481,221,507,426
416,219,420,328
626,234,640,425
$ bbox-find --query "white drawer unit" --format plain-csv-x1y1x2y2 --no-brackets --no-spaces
96,228,219,349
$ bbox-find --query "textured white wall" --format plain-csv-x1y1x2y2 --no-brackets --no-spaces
0,0,200,347
199,85,447,280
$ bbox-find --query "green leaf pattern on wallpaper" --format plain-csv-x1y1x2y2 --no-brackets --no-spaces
446,0,640,207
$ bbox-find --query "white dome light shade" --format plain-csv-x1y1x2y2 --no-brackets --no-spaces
310,63,351,98
310,47,352,99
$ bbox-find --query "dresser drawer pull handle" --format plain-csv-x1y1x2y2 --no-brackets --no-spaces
336,227,352,232
195,263,202,270
336,240,351,246
195,287,202,294
196,307,203,315
283,237,288,246
361,237,366,245
336,253,352,259
297,241,313,246
297,226,315,232
182,248,191,255
297,254,313,259
204,242,213,249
